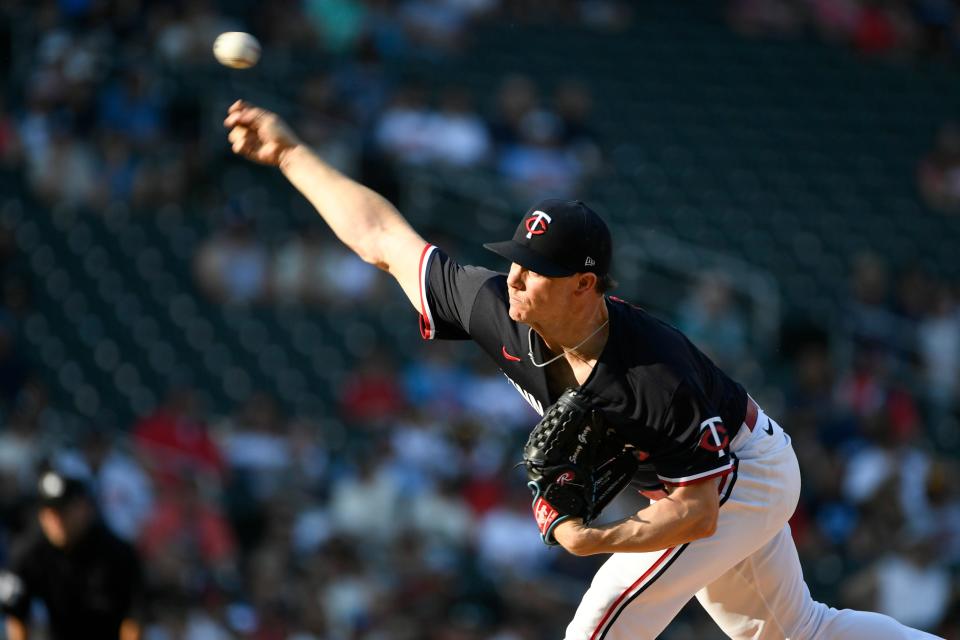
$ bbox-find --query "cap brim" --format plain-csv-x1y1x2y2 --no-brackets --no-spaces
483,241,574,277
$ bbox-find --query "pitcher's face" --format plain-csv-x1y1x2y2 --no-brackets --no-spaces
506,263,577,326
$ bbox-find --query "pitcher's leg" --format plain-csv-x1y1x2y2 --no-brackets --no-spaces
566,439,797,640
564,545,695,640
565,511,786,639
697,526,944,640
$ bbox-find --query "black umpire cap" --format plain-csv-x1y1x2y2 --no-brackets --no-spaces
484,199,612,278
37,471,91,509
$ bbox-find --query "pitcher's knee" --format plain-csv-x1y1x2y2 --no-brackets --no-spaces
782,599,831,640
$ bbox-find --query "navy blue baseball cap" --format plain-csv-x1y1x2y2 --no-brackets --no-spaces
37,471,91,509
484,199,612,277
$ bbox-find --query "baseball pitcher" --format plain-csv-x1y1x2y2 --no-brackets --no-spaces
224,101,942,640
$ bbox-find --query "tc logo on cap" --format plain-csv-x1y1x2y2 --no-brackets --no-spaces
525,211,552,239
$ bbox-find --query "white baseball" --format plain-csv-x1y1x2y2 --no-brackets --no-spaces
213,32,261,69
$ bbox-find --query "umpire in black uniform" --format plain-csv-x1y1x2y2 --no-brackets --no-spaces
0,471,145,640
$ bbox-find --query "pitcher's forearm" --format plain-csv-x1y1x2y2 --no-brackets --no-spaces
279,144,412,269
555,480,721,556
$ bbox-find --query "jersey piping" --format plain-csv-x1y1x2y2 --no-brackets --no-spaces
592,456,739,639
418,243,438,340
657,462,734,486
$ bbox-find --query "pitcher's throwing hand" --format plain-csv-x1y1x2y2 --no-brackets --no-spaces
224,100,301,168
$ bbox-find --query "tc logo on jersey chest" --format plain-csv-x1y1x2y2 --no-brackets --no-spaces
698,416,728,457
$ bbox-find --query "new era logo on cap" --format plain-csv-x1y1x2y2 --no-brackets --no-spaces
484,199,612,278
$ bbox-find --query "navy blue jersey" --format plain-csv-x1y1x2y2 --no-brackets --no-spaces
0,521,144,640
417,245,748,485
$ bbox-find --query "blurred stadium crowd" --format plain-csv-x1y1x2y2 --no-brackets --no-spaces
729,0,960,59
1,0,960,639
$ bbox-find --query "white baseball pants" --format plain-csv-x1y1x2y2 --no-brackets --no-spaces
564,407,943,640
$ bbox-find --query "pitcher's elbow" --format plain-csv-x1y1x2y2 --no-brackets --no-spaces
694,509,719,539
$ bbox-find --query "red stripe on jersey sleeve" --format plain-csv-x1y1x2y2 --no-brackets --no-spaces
418,244,436,340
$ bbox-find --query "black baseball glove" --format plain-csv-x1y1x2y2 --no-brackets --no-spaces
523,388,639,545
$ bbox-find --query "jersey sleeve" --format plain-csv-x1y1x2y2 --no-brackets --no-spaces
0,542,35,621
417,244,499,341
120,541,147,621
653,381,734,486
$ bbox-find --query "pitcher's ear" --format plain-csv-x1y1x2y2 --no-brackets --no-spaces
577,273,597,293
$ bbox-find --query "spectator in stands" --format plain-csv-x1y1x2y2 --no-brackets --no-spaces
578,0,634,31
317,241,383,306
553,79,603,177
133,387,224,481
303,0,367,55
425,86,491,167
0,383,46,497
273,227,380,307
893,265,933,322
338,350,406,426
462,355,540,432
844,535,952,633
26,120,98,208
918,120,960,214
841,405,928,521
488,74,538,148
912,460,960,565
221,392,291,504
402,342,469,415
272,226,323,305
296,74,358,174
398,0,471,54
845,251,901,348
852,1,914,56
194,215,269,305
497,107,582,197
918,281,960,408
475,483,550,578
676,271,748,370
373,84,435,165
913,0,955,57
318,538,385,637
726,0,805,37
409,477,475,545
808,0,861,43
285,417,329,490
330,35,394,127
98,68,165,145
328,456,401,543
363,0,412,59
153,0,240,65
139,477,238,593
384,410,461,494
375,84,491,167
0,97,22,170
96,133,142,207
54,428,154,543
834,342,892,425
